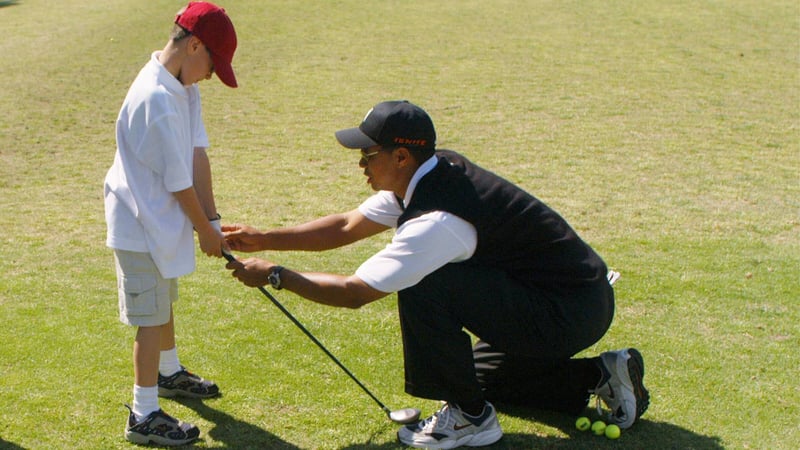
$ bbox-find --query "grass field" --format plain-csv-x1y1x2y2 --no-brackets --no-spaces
1,0,798,449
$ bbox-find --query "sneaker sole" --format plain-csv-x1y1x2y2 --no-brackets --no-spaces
400,432,503,450
626,348,650,422
125,429,198,446
398,422,503,449
466,426,503,446
158,387,219,399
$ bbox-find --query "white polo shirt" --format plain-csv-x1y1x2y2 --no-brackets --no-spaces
355,156,478,293
104,51,209,279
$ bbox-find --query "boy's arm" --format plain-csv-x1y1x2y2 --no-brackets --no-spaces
174,187,226,257
193,147,218,220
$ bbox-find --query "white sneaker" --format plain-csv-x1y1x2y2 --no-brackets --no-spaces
397,402,503,449
592,348,650,429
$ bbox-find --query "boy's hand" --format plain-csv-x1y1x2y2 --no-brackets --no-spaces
198,223,229,257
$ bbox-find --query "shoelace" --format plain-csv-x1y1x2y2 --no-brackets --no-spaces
594,395,604,417
420,403,452,433
595,393,623,422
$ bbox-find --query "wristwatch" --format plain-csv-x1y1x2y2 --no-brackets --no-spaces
268,266,284,290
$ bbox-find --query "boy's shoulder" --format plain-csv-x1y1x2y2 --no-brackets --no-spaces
124,63,188,111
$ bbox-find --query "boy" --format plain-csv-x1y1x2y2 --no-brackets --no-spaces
104,2,237,445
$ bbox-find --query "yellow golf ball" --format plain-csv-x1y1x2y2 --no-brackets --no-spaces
575,416,591,431
605,424,621,439
591,420,607,436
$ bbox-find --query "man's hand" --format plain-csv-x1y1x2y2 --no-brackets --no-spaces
222,223,265,253
225,256,275,288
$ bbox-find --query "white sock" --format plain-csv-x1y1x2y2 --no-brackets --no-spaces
159,347,182,377
132,385,159,422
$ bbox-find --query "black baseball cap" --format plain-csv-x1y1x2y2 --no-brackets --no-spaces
335,101,436,150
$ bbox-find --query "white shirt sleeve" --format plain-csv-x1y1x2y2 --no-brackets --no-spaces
357,191,403,227
356,211,477,293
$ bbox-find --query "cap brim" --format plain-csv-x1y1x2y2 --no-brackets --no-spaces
335,127,378,149
211,54,237,88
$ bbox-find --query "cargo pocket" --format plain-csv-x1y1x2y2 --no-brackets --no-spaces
119,274,158,317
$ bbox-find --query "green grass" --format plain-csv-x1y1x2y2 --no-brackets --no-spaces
1,0,798,448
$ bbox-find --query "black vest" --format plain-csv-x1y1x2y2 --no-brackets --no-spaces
398,150,607,289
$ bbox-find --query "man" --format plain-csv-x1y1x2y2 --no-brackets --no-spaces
223,100,649,449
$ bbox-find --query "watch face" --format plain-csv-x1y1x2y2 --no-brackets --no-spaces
269,267,282,289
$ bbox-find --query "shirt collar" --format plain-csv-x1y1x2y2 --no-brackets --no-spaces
150,51,189,97
399,154,438,209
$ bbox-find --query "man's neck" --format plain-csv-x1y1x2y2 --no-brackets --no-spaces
396,154,438,206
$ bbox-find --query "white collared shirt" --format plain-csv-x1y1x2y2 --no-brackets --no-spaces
355,156,478,293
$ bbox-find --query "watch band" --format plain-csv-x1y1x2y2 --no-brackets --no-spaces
268,266,284,290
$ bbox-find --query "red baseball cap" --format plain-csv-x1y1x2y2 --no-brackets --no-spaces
176,2,238,88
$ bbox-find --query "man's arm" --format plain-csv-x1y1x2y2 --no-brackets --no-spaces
226,211,476,309
223,208,389,252
226,256,388,308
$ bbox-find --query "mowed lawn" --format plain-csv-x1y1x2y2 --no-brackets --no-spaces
0,0,798,449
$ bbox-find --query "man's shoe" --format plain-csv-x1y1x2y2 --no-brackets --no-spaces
158,366,220,399
124,405,199,446
592,348,650,429
397,402,503,449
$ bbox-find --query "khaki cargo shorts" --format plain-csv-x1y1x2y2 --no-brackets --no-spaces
114,250,177,327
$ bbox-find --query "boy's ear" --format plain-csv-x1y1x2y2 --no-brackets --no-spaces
186,35,204,54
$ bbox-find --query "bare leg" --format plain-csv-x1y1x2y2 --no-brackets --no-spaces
134,326,161,387
160,307,176,352
134,308,175,386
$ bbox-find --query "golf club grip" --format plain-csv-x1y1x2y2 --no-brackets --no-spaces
222,251,389,411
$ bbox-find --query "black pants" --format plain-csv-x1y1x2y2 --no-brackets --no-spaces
397,263,614,415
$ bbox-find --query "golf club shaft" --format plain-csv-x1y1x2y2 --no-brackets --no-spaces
223,252,392,415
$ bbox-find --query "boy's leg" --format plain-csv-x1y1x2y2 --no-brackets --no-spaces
159,309,176,353
134,325,162,388
115,249,175,401
157,309,184,377
155,302,220,399
133,326,162,422
116,250,199,445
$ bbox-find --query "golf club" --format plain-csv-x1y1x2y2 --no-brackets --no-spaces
222,252,421,425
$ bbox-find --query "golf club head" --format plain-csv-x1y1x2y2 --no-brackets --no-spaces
389,408,422,424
